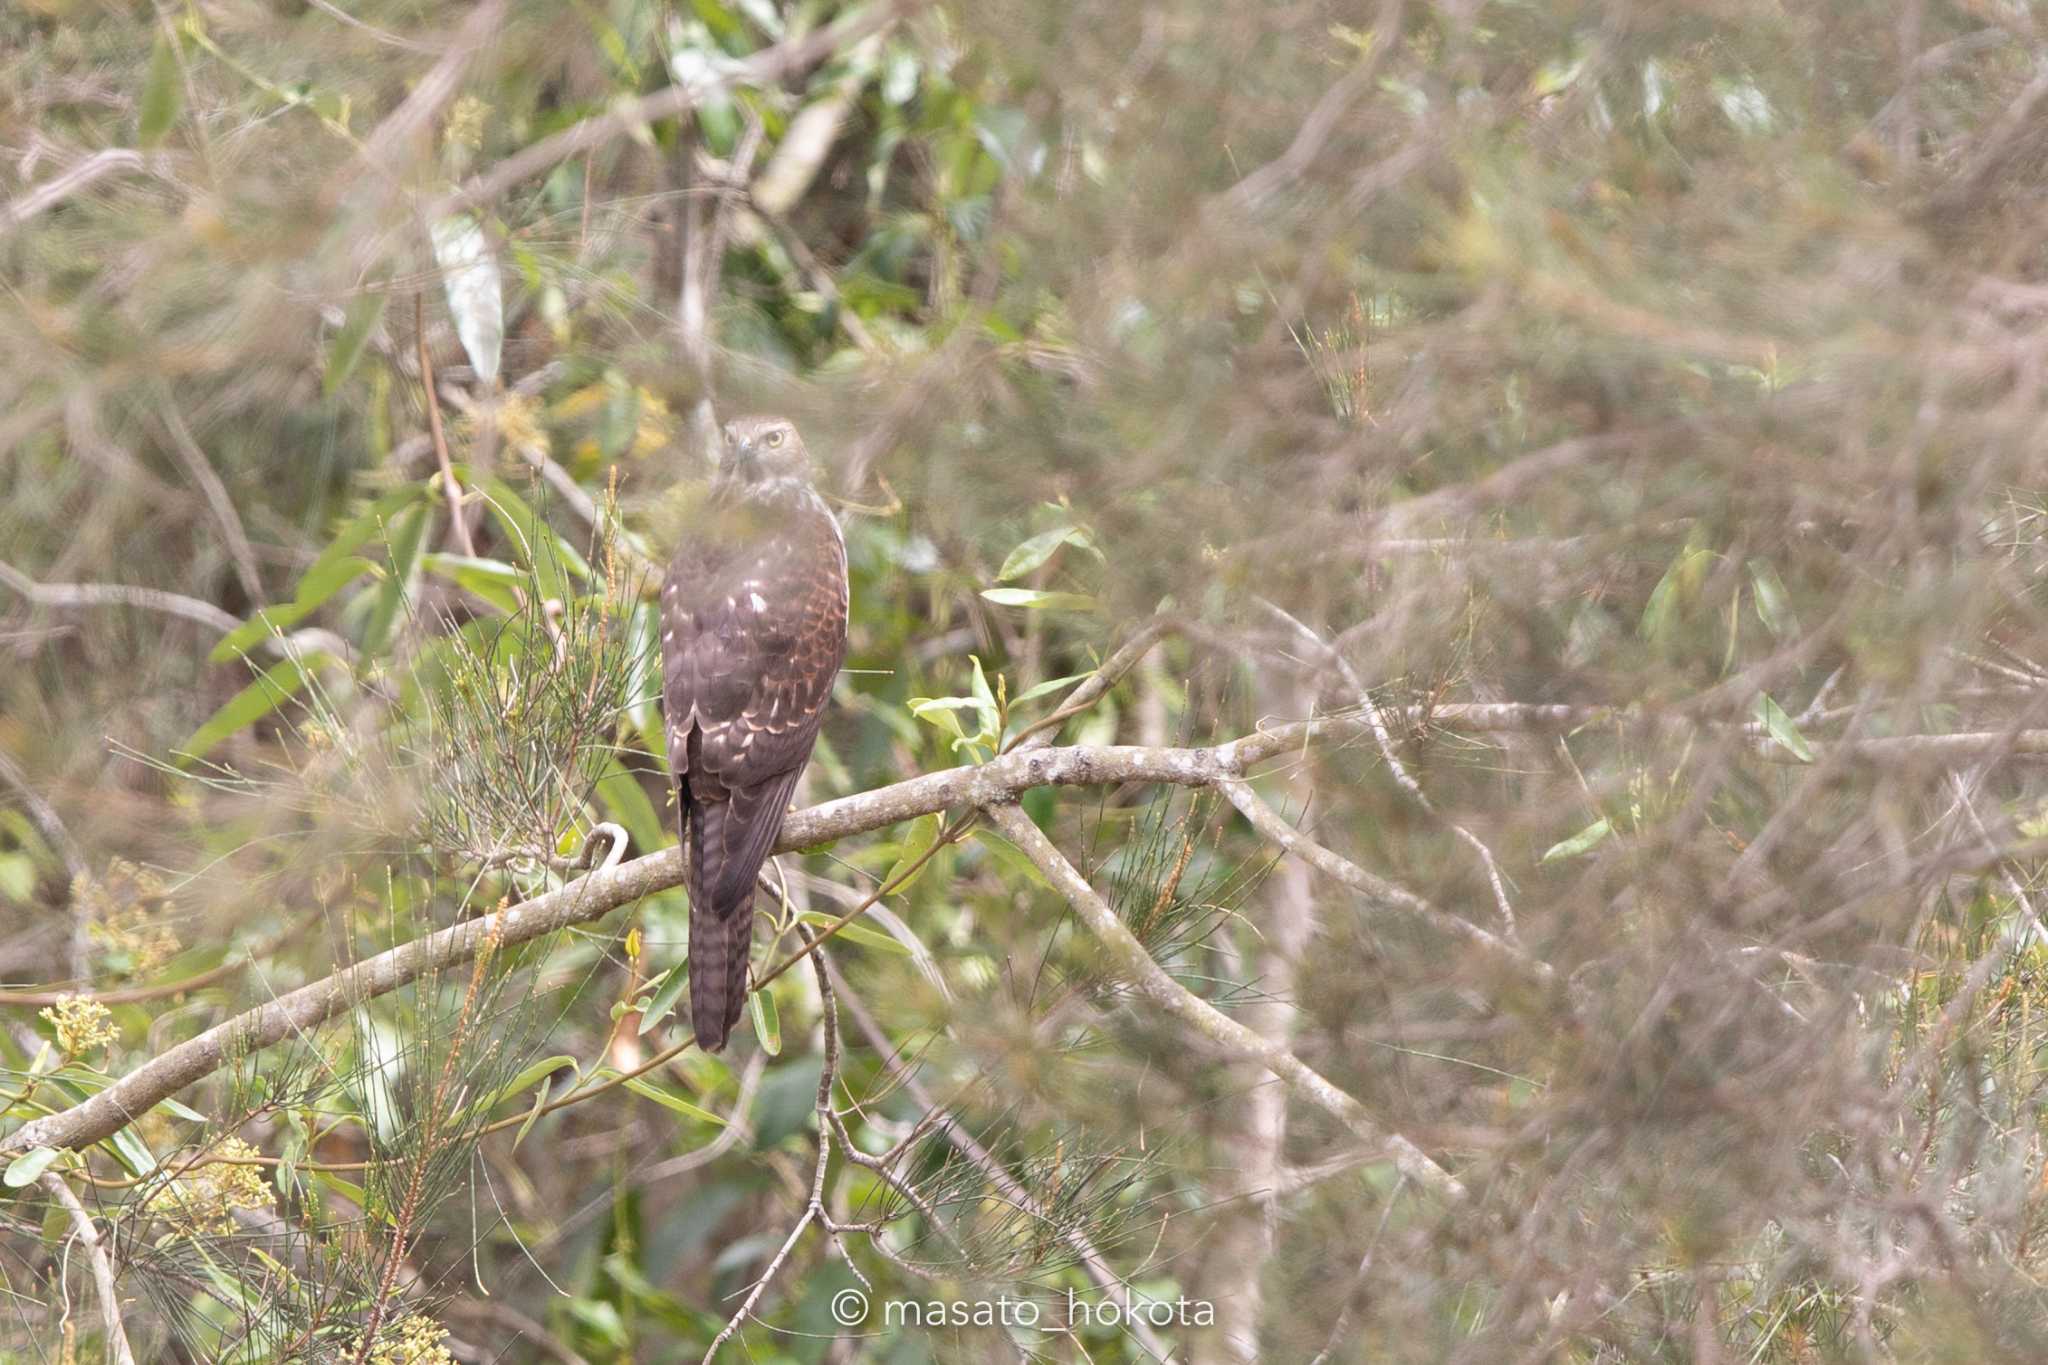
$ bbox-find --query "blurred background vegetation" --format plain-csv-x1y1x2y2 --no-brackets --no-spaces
8,0,2048,1360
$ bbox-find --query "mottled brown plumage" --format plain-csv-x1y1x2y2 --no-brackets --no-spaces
661,416,847,1051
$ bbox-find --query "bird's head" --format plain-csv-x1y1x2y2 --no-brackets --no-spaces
718,416,811,491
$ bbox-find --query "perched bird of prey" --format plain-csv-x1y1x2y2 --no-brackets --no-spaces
661,416,848,1051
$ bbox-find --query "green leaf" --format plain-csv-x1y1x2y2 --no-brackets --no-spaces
360,500,432,658
1747,558,1797,639
0,854,35,904
1754,692,1814,763
749,986,781,1057
636,957,692,1035
907,696,986,714
596,758,665,861
3,1147,59,1189
157,1096,207,1124
980,587,1100,612
799,910,912,956
323,292,387,397
1639,544,1711,643
1011,670,1093,705
138,32,183,148
176,656,313,764
215,485,423,662
480,478,591,600
102,1125,156,1179
512,1083,550,1151
622,1077,729,1126
461,1055,576,1124
1541,817,1612,863
209,557,376,662
883,813,943,895
997,525,1098,582
310,1168,371,1216
421,552,526,614
973,828,1051,887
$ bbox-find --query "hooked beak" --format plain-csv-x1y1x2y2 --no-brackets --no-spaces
721,427,761,482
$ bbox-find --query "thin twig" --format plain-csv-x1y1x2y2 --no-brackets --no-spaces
700,924,840,1361
0,149,170,233
155,389,264,604
828,964,1173,1360
0,558,353,663
434,1,919,218
417,294,478,557
982,801,1464,1200
1255,597,1519,940
40,1172,138,1365
0,748,86,885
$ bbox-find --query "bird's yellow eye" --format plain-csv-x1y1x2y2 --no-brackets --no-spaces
764,429,785,448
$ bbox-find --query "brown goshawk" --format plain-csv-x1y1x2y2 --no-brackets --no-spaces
660,416,847,1051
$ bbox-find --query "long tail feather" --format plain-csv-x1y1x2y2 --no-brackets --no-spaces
685,768,804,1051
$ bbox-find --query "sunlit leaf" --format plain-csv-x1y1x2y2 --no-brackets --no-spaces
430,214,503,386
980,588,1100,611
3,1148,58,1189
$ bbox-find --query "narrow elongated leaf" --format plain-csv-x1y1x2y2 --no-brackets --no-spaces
138,33,183,148
219,483,427,661
636,957,692,1035
749,986,781,1056
799,910,912,956
323,292,387,397
980,587,1100,611
361,501,432,658
974,828,1051,887
210,557,378,662
1640,544,1711,643
883,813,943,894
998,525,1098,581
430,215,503,385
1011,670,1093,705
460,1055,577,1125
481,478,591,600
422,552,525,614
177,656,313,764
1754,692,1814,762
1747,558,1797,639
596,757,665,859
1541,817,1612,863
623,1077,729,1126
